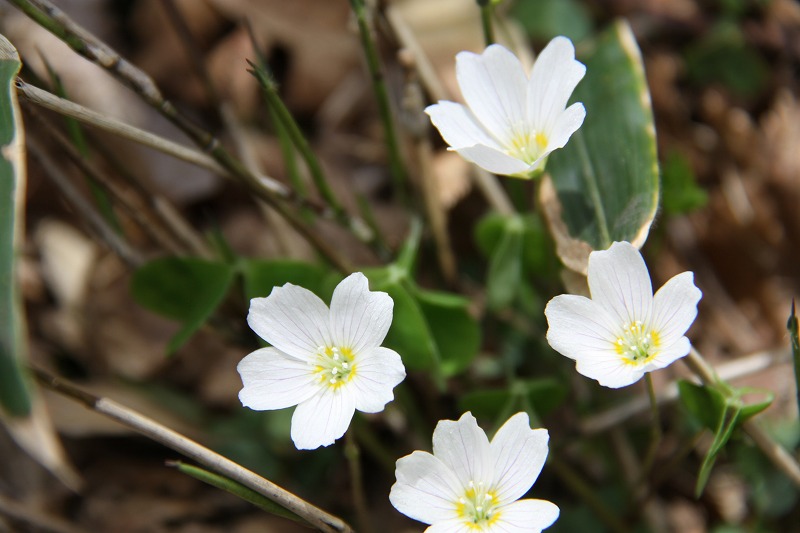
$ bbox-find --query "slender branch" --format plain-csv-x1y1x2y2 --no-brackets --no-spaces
349,0,408,199
549,456,627,533
27,136,144,267
8,0,355,272
400,53,457,284
476,0,496,46
344,431,372,533
17,80,229,177
684,347,800,487
381,4,516,217
641,373,662,475
32,367,354,533
24,106,191,256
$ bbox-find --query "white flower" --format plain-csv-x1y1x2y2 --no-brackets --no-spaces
237,272,406,450
545,241,702,388
426,37,586,179
390,412,559,532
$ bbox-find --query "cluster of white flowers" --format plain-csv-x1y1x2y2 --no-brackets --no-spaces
236,36,702,533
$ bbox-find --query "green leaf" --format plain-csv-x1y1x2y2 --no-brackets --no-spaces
661,151,708,215
0,34,32,417
414,288,480,377
170,461,306,524
241,259,333,301
458,378,568,421
131,258,235,354
364,272,438,372
510,0,592,42
679,380,727,431
486,216,525,310
684,20,768,98
696,404,740,497
789,300,800,419
547,20,659,254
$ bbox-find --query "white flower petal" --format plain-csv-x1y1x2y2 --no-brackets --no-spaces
587,242,653,328
426,101,502,150
330,272,393,354
432,412,493,487
237,347,318,410
425,520,473,533
544,102,586,153
494,499,560,532
490,413,549,504
527,36,586,135
248,284,332,360
350,346,406,413
456,44,528,146
390,451,462,525
455,144,533,177
290,388,355,449
649,336,691,370
575,352,646,388
545,294,620,360
650,271,702,347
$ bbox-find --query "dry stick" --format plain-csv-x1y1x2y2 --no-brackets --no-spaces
25,106,189,256
400,52,457,284
32,368,354,533
27,136,144,267
160,0,221,108
684,347,800,487
8,0,353,273
0,493,87,533
381,4,516,217
17,80,230,178
344,431,372,533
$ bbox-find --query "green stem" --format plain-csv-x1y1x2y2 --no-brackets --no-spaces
642,373,662,475
345,431,372,533
788,299,800,421
168,461,306,524
550,456,628,533
268,103,307,201
248,61,343,216
348,0,408,201
477,0,495,46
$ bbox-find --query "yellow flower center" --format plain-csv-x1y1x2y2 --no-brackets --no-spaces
313,346,356,388
506,131,549,164
455,480,500,530
615,321,660,365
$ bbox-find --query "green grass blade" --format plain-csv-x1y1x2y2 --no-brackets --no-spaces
0,34,32,417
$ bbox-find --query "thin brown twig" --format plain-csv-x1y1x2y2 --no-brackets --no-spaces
27,135,144,267
32,367,354,533
7,0,355,272
24,105,191,257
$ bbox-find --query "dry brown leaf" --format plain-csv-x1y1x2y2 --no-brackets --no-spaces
538,174,593,275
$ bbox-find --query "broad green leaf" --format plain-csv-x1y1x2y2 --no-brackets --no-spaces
0,34,31,416
414,288,480,377
241,259,333,301
679,380,727,431
458,378,568,421
486,216,525,310
510,0,592,42
131,258,235,354
546,20,659,260
364,271,438,372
